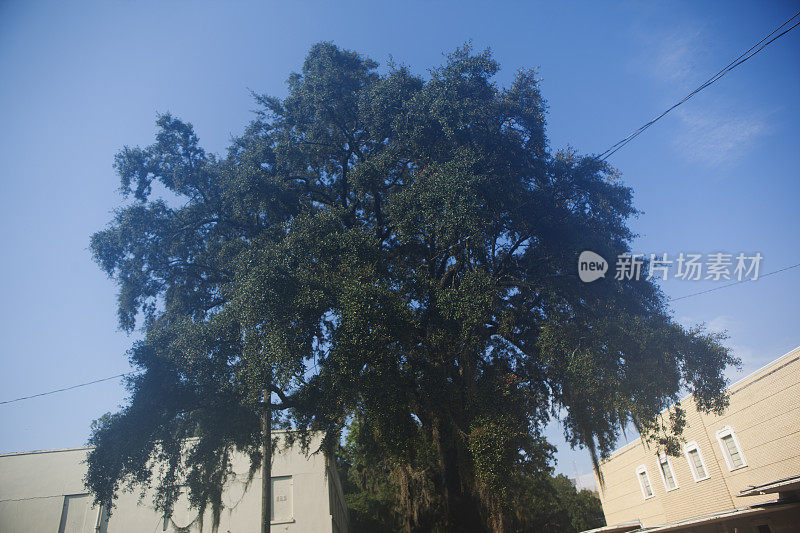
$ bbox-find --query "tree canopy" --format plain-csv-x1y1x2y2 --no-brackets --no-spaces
87,42,736,532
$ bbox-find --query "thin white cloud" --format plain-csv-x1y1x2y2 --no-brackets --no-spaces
672,106,767,166
634,24,707,88
649,30,705,87
634,24,769,167
707,314,736,334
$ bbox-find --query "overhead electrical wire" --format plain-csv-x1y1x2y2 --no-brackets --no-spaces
669,262,800,302
2,12,800,408
598,10,800,160
0,372,135,406
2,263,799,405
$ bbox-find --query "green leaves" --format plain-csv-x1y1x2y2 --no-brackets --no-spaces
88,41,734,531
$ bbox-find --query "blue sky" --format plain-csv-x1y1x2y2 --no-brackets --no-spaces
0,0,798,478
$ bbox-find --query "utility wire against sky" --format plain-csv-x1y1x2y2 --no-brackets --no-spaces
0,372,137,406
2,13,799,408
597,10,800,160
669,262,800,302
1,264,799,406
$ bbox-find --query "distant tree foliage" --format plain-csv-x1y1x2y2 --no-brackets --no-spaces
552,475,605,533
339,419,605,532
87,42,736,532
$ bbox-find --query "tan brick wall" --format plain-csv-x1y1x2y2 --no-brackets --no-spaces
595,346,800,528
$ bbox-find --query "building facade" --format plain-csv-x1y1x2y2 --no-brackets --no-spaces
0,430,349,533
592,346,800,533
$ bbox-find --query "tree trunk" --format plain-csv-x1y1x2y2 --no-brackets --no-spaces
433,418,484,533
261,389,271,533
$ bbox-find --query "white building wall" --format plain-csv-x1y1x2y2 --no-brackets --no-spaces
0,431,347,533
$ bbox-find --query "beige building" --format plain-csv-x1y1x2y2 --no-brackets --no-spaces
591,346,800,533
0,430,349,533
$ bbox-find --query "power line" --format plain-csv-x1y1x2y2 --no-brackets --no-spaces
669,262,800,302
1,262,798,406
0,372,135,406
598,10,800,160
0,21,797,420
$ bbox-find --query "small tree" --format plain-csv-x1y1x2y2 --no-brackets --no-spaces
552,475,605,532
87,42,736,532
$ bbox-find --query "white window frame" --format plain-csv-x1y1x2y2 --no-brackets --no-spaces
270,475,295,525
657,453,679,492
635,464,655,500
683,441,710,482
715,426,747,471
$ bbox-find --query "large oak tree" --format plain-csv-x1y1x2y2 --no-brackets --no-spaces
87,43,735,532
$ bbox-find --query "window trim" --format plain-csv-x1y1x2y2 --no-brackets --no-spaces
657,453,679,492
270,475,295,525
683,441,710,482
715,426,747,471
635,464,655,500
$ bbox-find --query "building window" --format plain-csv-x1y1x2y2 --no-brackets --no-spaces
59,494,93,533
271,475,294,524
657,453,679,491
636,465,654,499
683,442,709,481
715,426,747,471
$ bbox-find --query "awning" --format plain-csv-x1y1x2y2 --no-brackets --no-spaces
579,520,642,533
632,502,800,533
738,474,800,497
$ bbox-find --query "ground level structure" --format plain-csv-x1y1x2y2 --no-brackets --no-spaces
585,346,800,533
0,430,349,533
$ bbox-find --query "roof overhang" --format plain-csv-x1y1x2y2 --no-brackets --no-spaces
738,474,800,497
579,520,642,533
635,502,800,533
